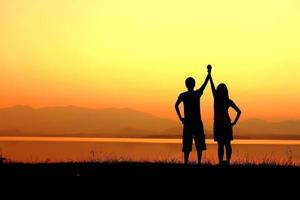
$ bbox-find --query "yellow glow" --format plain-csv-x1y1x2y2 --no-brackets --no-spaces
1,0,300,121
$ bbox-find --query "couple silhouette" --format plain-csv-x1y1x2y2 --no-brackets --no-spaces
175,65,241,165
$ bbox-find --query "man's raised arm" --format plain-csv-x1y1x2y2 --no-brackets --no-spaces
197,65,212,93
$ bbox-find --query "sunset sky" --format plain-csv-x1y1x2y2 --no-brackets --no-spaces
1,0,300,122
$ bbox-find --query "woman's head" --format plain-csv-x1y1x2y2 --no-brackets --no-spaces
216,83,229,101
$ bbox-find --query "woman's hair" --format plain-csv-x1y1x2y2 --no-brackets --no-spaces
215,83,229,105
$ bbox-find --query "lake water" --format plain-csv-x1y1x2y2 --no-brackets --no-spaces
1,137,300,165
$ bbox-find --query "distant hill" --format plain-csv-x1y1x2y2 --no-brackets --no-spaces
0,106,299,139
0,105,178,137
235,119,300,137
164,119,300,139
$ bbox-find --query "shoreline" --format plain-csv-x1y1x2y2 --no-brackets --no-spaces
1,136,300,145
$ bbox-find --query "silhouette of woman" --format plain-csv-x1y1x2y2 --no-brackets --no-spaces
208,65,241,165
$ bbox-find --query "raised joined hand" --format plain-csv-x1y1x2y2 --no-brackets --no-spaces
207,64,212,73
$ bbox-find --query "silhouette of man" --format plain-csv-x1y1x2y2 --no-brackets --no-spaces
175,67,211,164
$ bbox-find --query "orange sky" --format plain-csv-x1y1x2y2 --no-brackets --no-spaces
1,0,300,122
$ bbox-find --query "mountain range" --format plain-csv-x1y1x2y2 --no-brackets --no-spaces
0,105,299,139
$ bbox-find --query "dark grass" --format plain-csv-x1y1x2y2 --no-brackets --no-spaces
1,161,300,178
1,161,299,197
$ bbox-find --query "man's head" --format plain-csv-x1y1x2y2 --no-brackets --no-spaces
185,77,195,91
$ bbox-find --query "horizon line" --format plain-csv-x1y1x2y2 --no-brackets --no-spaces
0,104,299,123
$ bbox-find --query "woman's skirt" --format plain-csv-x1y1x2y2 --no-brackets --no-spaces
214,120,233,142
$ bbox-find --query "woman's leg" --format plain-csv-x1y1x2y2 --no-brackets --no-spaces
217,142,224,164
225,142,232,164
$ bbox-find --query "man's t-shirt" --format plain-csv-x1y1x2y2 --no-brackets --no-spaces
177,89,203,124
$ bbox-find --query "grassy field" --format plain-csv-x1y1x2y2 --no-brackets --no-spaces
0,161,299,197
1,161,299,177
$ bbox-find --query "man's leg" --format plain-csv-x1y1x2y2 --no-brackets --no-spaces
182,127,192,164
194,131,206,165
184,151,190,164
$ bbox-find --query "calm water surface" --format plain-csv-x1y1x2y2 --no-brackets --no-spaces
0,137,299,164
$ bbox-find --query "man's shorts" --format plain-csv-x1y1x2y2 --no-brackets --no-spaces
182,122,206,152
